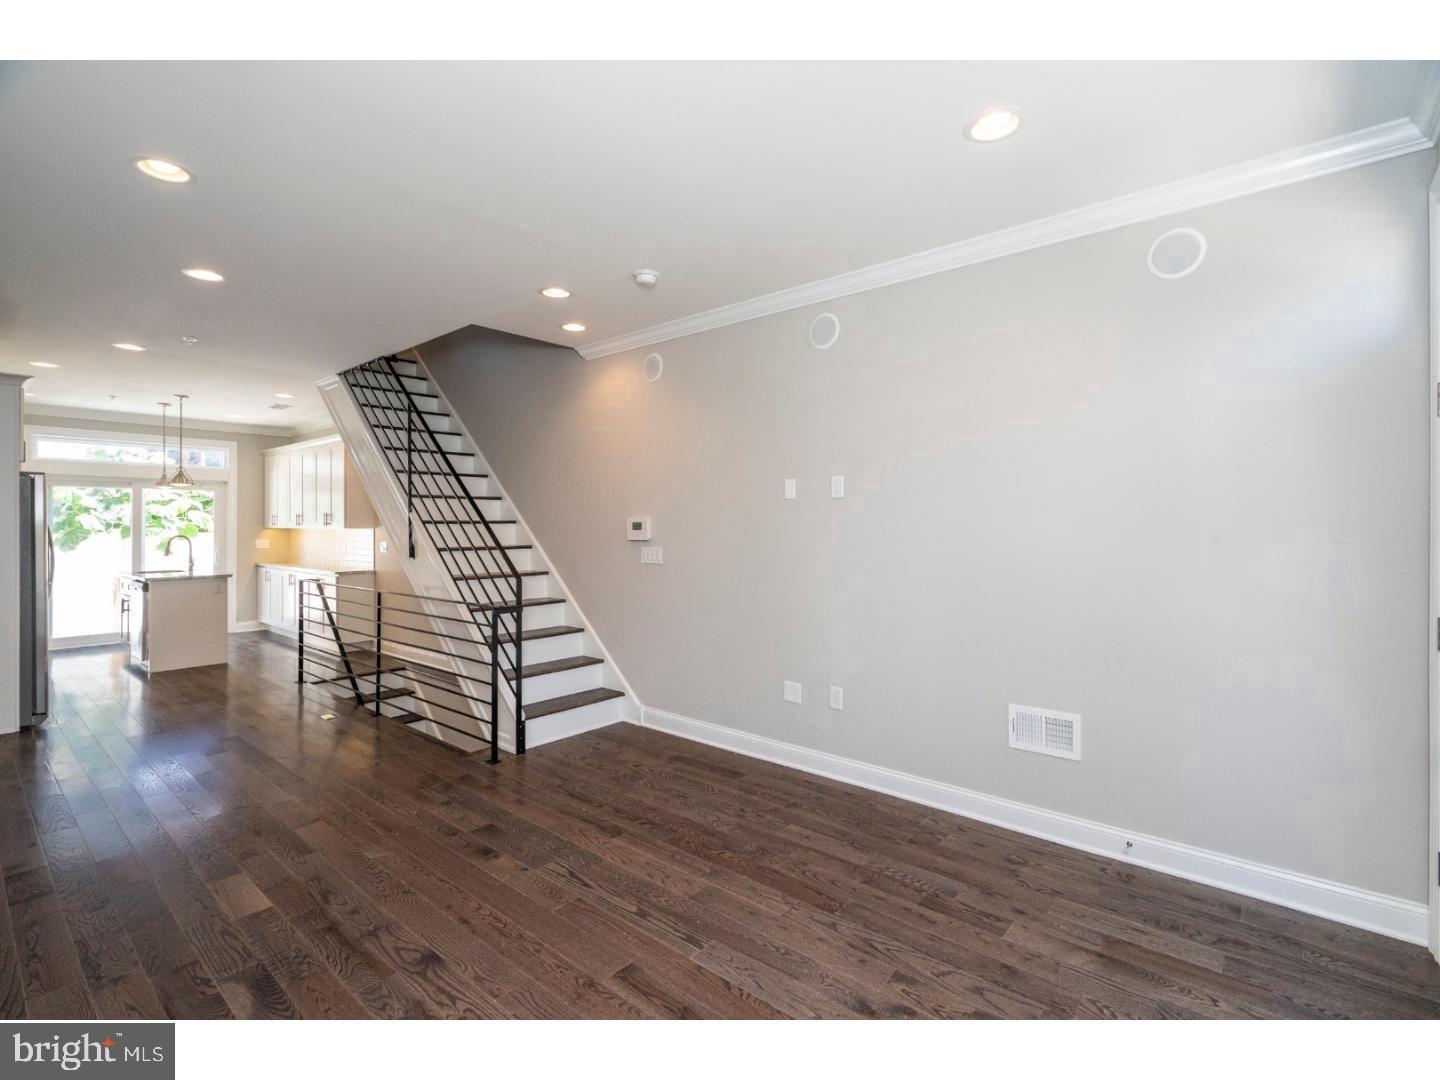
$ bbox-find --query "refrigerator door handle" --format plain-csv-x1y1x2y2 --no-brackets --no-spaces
45,525,54,588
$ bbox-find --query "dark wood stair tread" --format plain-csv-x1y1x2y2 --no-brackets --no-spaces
503,655,604,680
489,624,583,645
467,596,565,612
420,521,515,529
456,569,548,580
308,660,407,684
333,686,411,705
525,687,625,719
414,493,501,500
434,543,531,551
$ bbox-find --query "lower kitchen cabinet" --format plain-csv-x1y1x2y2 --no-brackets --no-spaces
257,563,375,639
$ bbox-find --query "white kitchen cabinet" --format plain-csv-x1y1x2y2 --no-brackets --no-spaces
315,446,333,527
256,563,376,641
288,451,304,527
261,436,375,530
281,571,298,630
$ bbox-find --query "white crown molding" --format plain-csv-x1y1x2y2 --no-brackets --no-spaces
580,118,1435,360
638,705,1430,945
1416,60,1440,147
22,403,309,438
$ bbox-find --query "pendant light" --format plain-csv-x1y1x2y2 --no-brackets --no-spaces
169,394,194,487
155,402,173,487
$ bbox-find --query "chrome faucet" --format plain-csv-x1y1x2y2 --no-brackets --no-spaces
163,534,195,575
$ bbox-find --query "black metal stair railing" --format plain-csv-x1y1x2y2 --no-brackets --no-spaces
296,579,502,762
337,355,527,753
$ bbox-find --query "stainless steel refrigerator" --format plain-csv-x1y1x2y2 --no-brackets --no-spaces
19,471,50,727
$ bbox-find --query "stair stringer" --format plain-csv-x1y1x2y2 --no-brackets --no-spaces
398,347,644,732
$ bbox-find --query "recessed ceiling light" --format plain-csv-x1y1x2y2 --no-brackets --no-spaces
112,342,146,352
274,392,295,399
29,361,59,368
181,268,224,283
540,286,571,299
561,322,587,333
134,157,191,183
181,336,199,345
965,107,1024,143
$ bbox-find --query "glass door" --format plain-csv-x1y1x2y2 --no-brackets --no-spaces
141,486,218,573
47,482,134,645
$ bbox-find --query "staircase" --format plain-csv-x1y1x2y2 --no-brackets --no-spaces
309,354,632,756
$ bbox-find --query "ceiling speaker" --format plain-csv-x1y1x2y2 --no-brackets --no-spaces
1147,227,1207,279
643,353,664,382
809,312,841,350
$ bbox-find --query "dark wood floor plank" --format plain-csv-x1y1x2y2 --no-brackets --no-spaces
1,636,1433,1021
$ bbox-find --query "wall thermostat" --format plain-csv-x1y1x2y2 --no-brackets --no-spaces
627,517,652,541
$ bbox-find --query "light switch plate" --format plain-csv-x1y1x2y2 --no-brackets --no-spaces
830,475,845,498
379,540,389,554
641,545,664,564
254,538,270,549
829,686,844,711
783,680,802,704
784,478,797,500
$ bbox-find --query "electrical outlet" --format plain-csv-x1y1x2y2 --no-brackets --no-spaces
830,475,845,498
379,540,389,554
829,686,843,711
783,681,802,704
254,537,270,549
641,545,663,564
784,478,797,500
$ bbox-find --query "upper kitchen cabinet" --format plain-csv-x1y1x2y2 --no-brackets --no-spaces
262,435,375,529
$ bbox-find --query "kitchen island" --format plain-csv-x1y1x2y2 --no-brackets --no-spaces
119,571,232,673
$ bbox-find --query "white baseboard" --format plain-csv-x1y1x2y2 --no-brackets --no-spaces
638,706,1429,946
230,620,266,633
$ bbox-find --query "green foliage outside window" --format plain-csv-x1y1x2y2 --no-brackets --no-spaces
49,486,215,555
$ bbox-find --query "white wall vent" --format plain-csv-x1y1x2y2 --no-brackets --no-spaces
1008,704,1082,761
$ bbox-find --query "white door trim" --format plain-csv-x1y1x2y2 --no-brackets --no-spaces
1429,160,1440,964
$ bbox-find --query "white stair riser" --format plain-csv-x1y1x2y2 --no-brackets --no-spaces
523,694,625,748
509,631,586,665
516,664,604,700
443,548,534,573
476,602,569,634
420,521,523,546
379,449,479,476
422,499,512,521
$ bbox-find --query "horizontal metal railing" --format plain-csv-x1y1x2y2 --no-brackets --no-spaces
338,355,526,752
296,578,517,762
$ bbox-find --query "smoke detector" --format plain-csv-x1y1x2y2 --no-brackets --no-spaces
633,268,659,288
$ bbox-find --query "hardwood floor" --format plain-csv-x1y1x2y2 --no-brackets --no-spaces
2,633,1437,1020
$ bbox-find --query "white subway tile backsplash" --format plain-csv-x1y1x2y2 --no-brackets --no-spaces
291,528,375,571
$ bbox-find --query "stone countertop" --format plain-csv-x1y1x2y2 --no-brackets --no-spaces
255,563,376,576
118,571,234,588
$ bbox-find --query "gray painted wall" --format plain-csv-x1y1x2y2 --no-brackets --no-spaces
417,149,1436,903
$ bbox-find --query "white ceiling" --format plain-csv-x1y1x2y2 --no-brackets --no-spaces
1,60,1434,430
